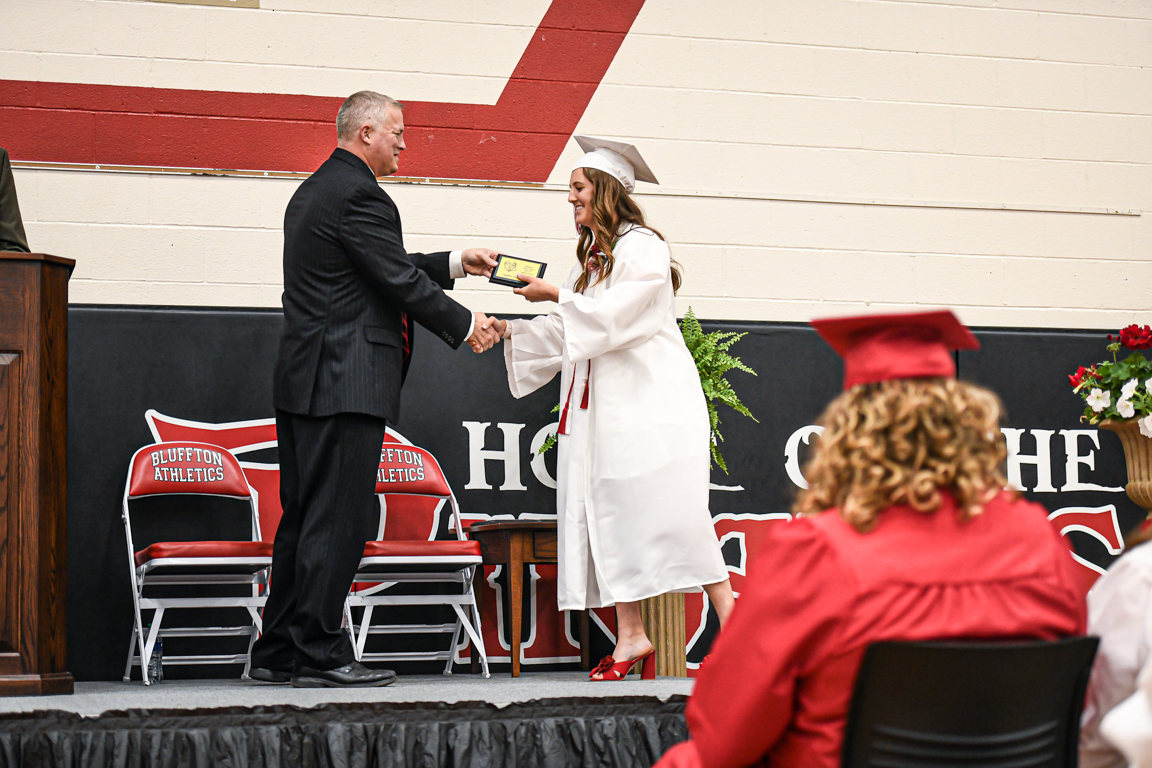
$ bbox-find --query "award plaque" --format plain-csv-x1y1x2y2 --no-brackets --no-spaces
489,254,547,288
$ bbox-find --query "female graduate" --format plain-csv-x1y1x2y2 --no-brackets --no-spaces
493,136,735,681
653,310,1087,768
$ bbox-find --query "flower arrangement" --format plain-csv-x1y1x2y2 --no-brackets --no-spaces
1071,324,1152,436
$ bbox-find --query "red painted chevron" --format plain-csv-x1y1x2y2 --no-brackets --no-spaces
0,0,646,181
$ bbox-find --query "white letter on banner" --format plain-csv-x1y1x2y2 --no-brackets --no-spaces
784,425,824,490
1003,428,1057,492
529,423,559,489
462,421,528,491
1060,430,1124,493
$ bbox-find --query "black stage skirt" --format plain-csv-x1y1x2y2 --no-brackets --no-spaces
0,695,689,768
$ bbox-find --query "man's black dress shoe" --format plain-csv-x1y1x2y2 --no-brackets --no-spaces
291,661,396,688
249,667,292,684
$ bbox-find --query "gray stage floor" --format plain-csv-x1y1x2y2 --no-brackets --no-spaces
0,672,694,717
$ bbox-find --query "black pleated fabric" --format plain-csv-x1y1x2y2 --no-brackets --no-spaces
0,696,689,768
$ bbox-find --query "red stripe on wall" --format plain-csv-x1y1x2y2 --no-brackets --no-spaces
0,0,646,181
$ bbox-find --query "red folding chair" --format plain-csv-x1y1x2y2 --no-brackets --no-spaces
347,444,490,678
121,441,272,684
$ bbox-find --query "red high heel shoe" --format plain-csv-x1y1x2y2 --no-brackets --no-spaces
589,650,656,681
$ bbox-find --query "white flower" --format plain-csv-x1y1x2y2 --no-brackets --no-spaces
1123,379,1140,400
1140,415,1152,439
1118,398,1136,418
1087,388,1111,413
1146,377,1152,392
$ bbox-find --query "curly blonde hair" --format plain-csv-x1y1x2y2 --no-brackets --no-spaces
793,378,1009,530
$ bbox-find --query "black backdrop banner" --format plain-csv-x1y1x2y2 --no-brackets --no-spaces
67,306,1141,681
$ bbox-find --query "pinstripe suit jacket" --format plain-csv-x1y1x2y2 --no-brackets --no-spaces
273,148,473,422
0,149,29,253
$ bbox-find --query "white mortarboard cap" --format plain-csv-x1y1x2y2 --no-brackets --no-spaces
572,135,658,193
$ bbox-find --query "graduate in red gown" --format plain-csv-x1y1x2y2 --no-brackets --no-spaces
655,310,1087,768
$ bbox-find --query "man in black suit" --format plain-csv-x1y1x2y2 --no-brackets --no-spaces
250,91,502,688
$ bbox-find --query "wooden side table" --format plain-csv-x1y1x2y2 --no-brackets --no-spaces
468,519,590,677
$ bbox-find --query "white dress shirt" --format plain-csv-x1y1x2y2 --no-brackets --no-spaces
448,250,475,340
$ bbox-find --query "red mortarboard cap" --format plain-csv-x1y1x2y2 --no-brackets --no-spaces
810,310,980,391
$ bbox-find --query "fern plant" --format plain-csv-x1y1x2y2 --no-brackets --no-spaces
679,307,758,473
537,404,560,455
537,307,758,474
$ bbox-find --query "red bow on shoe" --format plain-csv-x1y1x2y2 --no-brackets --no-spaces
589,656,616,679
588,651,656,681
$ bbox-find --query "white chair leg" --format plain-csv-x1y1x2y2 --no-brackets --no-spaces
130,577,149,685
246,605,263,634
355,605,374,661
467,573,491,679
443,619,463,675
122,627,138,682
241,627,257,680
451,602,490,679
344,601,357,658
140,607,164,686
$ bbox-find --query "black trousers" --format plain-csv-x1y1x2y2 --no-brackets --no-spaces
251,410,387,671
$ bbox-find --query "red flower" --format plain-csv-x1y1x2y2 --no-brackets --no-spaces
1119,324,1152,350
1069,366,1089,387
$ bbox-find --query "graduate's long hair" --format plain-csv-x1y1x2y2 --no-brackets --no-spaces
792,378,1009,531
574,168,681,295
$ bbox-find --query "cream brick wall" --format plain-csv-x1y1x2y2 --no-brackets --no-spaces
7,0,1151,328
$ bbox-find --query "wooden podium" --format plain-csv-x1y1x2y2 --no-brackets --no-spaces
0,253,74,695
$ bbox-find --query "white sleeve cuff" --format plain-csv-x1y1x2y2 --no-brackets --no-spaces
449,250,466,279
465,312,475,342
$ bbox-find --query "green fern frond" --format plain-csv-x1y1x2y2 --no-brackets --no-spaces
679,306,758,474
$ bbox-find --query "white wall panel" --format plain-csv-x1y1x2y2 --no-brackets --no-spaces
1038,12,1132,65
92,2,207,60
262,0,552,26
5,0,1149,328
0,0,548,101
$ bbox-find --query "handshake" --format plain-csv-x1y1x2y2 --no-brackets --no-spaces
459,248,508,354
457,247,557,353
456,247,553,354
467,314,506,353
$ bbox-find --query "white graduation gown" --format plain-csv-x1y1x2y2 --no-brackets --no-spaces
504,226,729,610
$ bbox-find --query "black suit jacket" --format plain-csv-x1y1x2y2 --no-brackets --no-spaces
0,149,30,253
273,148,473,422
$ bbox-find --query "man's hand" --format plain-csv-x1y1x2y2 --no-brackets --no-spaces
461,248,499,278
467,312,502,353
513,274,560,303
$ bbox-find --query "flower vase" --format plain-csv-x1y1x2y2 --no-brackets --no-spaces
1100,420,1152,513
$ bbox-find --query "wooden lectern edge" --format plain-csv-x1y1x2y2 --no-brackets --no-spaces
0,255,74,694
0,673,74,697
0,252,76,271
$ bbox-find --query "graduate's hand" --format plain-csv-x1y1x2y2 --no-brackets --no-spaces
513,274,560,303
490,318,508,339
461,248,499,278
467,312,501,353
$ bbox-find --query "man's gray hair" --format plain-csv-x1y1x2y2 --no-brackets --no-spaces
336,91,403,141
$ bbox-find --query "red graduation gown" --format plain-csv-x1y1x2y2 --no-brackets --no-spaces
656,491,1087,768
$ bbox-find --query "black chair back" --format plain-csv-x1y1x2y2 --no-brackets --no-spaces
841,637,1098,768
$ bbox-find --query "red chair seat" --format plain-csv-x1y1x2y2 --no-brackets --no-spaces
361,540,481,559
358,539,481,575
135,540,273,567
